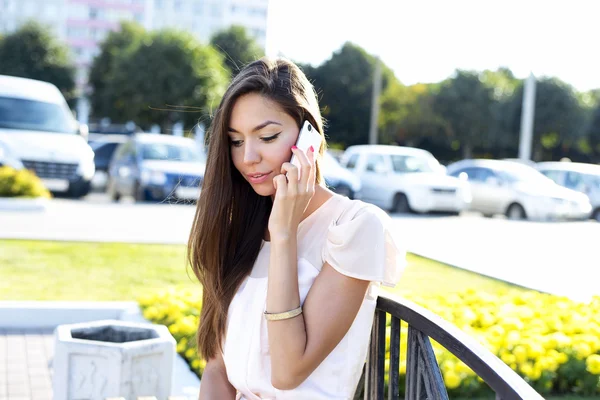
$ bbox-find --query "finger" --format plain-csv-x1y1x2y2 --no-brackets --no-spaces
273,174,287,197
291,146,311,190
280,162,299,188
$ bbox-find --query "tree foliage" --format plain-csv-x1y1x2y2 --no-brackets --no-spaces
507,78,584,160
89,21,146,119
307,42,397,147
209,25,264,77
89,27,229,131
0,21,75,100
433,71,494,158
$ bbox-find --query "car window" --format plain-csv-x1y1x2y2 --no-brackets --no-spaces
141,143,203,162
539,169,562,184
113,142,133,161
477,168,497,183
344,153,359,169
391,155,436,173
565,171,585,191
450,167,478,180
93,143,120,163
365,154,386,172
0,96,77,134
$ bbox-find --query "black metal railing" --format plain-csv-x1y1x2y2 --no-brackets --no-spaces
355,293,545,400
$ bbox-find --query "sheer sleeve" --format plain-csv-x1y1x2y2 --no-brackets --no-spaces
322,203,406,287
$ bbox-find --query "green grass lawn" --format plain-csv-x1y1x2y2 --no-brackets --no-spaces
0,239,529,301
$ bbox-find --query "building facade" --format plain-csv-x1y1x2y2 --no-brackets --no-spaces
0,0,269,99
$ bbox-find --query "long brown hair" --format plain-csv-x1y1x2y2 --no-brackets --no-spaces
188,58,326,360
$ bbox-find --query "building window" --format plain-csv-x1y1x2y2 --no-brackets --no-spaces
193,0,203,14
174,0,183,11
210,3,221,17
155,0,164,9
89,7,98,19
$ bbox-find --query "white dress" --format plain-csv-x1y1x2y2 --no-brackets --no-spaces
222,193,406,400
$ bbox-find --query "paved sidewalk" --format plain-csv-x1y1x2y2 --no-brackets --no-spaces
0,329,54,400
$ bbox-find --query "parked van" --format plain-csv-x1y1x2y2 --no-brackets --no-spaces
340,145,471,214
0,75,94,197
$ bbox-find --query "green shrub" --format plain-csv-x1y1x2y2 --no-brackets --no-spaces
0,166,51,198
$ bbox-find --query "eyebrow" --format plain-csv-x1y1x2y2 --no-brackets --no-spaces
228,120,282,134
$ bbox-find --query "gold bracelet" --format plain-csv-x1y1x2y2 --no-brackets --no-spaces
264,306,303,321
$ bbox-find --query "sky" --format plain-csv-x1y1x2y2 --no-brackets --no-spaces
265,0,600,92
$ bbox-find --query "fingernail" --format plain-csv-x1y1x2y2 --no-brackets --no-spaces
292,146,297,150
309,146,314,152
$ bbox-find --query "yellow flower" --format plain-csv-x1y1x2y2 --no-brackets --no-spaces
444,370,461,389
586,354,600,375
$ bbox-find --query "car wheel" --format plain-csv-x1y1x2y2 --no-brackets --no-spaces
392,193,411,214
506,203,526,220
134,182,147,202
592,208,600,222
107,179,120,202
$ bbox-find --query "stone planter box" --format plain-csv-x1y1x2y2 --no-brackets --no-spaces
52,319,176,400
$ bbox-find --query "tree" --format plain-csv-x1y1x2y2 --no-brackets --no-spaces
480,68,521,155
309,42,395,147
210,25,264,77
379,81,450,149
507,77,584,161
0,21,75,100
108,29,229,131
89,21,146,120
433,70,494,159
587,105,600,157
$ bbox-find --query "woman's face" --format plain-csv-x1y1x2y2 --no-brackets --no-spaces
228,93,299,197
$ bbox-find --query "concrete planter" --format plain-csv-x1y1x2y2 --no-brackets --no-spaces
52,319,176,400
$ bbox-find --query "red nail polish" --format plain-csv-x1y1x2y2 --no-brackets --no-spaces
309,145,314,152
292,145,297,150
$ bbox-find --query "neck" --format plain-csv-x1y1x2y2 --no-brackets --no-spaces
264,184,334,242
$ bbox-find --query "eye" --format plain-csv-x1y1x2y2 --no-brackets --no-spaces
230,139,243,148
262,133,281,143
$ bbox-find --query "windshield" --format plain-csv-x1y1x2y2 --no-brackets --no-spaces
0,96,76,133
141,142,205,162
498,164,555,184
391,154,439,173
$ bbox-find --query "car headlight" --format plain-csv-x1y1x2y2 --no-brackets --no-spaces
141,169,167,185
76,156,95,180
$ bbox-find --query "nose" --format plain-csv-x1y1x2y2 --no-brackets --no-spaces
243,141,261,165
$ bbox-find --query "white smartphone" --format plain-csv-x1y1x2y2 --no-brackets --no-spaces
290,120,321,174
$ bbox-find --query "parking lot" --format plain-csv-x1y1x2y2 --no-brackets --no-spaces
1,193,598,301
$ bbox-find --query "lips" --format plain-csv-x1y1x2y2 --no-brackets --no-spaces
246,171,272,184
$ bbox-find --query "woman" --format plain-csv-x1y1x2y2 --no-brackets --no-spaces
188,57,405,399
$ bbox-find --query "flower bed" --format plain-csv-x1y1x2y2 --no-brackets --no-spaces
138,287,600,397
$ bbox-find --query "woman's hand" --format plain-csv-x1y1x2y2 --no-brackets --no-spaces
268,145,316,239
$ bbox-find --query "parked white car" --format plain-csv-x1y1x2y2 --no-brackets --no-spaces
536,161,600,221
339,145,471,213
0,75,94,197
446,159,592,220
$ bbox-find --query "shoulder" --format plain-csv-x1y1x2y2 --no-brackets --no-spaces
333,197,391,231
323,197,405,287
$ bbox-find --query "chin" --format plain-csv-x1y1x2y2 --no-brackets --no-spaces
249,182,276,197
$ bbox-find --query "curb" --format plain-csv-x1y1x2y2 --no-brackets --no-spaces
0,300,140,329
0,197,49,211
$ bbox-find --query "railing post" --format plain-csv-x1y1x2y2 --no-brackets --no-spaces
388,316,401,400
365,309,387,399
